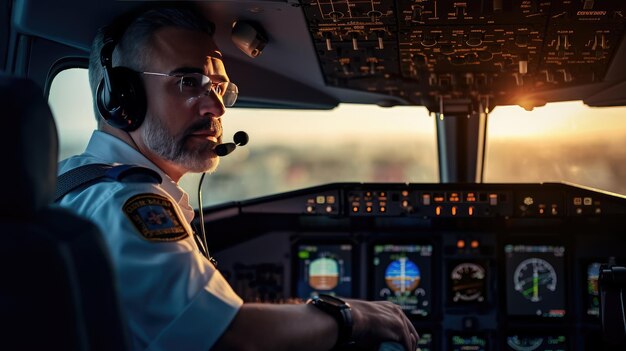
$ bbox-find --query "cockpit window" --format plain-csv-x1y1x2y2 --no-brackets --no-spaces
47,68,626,206
48,68,438,207
485,101,626,195
48,68,97,161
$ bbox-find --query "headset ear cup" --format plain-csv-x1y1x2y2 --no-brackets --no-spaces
96,67,147,131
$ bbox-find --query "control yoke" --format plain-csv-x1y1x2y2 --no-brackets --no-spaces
599,264,626,346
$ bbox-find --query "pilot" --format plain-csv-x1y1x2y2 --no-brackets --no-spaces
57,5,418,351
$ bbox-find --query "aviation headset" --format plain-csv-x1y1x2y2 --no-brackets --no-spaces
95,24,147,132
95,6,215,132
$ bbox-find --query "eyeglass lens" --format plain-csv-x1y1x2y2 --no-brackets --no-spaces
179,74,238,107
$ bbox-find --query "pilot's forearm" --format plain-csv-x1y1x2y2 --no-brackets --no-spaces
211,303,338,351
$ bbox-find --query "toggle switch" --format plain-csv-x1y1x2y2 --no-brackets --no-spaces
325,33,332,51
376,31,385,50
519,54,528,74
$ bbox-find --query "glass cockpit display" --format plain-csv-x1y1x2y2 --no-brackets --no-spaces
505,334,567,351
505,245,566,318
295,243,353,299
449,261,487,304
449,334,488,351
372,244,432,318
416,332,434,351
586,262,601,317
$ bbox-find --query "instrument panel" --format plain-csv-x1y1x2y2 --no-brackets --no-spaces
203,183,626,350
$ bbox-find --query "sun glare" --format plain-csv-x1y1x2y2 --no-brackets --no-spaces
490,101,592,139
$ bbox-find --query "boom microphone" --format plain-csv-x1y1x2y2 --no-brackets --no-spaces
233,130,249,146
214,131,249,156
196,130,249,266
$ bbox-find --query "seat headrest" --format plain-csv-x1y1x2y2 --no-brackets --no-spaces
0,75,59,216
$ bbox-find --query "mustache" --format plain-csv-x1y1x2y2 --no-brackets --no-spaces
183,118,223,140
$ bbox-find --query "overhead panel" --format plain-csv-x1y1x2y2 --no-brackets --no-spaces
300,0,626,112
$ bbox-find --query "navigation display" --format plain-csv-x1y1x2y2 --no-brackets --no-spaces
504,245,566,318
294,243,353,299
449,334,488,351
449,261,487,304
586,262,601,317
505,334,567,351
372,244,433,318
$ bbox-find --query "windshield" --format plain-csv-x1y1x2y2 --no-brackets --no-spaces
49,68,626,206
49,68,438,207
485,101,626,195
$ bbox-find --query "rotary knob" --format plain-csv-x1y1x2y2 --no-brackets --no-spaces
466,32,483,47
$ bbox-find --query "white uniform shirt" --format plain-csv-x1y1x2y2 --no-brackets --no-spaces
58,130,243,351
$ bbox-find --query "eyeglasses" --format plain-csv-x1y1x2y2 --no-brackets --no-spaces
141,71,238,107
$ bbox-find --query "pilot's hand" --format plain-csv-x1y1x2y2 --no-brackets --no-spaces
346,299,418,351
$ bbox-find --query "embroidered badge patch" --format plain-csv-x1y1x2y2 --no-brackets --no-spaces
123,194,189,242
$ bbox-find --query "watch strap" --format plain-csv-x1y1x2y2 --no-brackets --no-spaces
307,294,354,348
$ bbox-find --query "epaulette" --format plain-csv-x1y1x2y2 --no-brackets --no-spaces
54,163,162,203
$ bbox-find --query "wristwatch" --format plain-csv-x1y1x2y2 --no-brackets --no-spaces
307,294,354,349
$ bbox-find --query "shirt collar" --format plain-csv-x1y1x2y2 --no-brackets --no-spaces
85,130,194,223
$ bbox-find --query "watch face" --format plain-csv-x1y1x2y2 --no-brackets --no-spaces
317,294,348,308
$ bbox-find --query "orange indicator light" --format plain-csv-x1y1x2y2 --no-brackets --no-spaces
470,240,479,249
457,240,466,249
466,192,476,202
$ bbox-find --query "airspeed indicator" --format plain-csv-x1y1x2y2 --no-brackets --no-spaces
513,258,557,302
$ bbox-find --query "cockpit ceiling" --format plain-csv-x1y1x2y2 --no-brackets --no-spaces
300,0,626,113
13,0,626,111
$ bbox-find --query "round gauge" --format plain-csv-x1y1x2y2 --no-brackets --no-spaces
384,257,421,293
506,335,544,351
308,256,339,290
513,258,557,302
450,262,486,302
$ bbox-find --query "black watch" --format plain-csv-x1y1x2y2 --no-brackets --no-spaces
307,294,354,349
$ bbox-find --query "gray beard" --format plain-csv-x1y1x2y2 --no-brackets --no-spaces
141,116,219,173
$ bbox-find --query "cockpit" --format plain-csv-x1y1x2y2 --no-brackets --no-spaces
3,0,626,350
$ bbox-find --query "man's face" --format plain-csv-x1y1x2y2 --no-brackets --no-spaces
139,27,228,174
